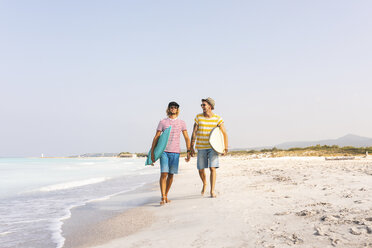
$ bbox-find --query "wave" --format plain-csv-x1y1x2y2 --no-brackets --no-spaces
52,182,146,248
10,218,49,224
38,177,110,192
0,231,12,236
86,183,146,203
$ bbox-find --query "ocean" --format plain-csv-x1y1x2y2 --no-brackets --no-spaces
0,157,158,248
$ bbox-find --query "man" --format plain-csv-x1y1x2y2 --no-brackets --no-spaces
190,97,228,198
150,101,191,205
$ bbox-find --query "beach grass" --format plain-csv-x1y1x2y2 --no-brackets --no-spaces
228,145,372,157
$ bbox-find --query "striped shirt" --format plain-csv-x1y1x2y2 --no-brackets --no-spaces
157,118,187,153
194,113,223,150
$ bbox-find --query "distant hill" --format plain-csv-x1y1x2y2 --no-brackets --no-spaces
275,134,372,149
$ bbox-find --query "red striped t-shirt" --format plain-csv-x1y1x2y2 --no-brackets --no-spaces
157,118,187,153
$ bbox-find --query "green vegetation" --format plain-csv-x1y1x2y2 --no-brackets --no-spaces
116,145,371,158
118,152,133,157
118,152,147,157
229,145,372,157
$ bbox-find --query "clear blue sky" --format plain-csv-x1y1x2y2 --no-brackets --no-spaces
1,1,371,157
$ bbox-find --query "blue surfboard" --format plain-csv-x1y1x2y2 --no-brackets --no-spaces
145,126,172,165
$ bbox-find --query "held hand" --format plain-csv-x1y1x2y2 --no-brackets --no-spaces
185,153,191,162
190,148,196,157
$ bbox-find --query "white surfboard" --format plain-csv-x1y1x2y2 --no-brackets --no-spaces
209,126,225,154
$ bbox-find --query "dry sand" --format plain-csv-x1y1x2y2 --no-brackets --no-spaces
71,156,372,248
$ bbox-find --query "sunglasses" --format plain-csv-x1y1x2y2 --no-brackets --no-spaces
201,104,207,107
169,106,179,109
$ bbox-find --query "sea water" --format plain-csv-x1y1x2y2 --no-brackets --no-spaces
0,157,158,248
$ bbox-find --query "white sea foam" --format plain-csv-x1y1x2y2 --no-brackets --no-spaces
51,200,94,248
50,205,73,248
87,183,146,203
0,231,12,236
39,177,110,192
10,218,49,224
50,183,146,248
0,158,155,248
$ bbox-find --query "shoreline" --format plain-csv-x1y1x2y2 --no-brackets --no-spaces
61,177,159,248
63,156,372,248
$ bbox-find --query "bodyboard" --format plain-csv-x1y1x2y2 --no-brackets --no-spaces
145,126,172,165
209,126,225,154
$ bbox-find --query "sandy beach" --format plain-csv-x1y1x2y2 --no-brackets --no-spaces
64,156,372,248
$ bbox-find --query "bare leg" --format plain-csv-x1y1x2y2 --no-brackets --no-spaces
210,167,216,197
159,173,168,205
165,173,174,203
198,169,207,195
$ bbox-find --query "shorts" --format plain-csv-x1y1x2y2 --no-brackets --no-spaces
160,152,180,174
197,149,219,170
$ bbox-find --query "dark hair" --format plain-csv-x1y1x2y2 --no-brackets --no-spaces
166,106,180,117
168,101,179,108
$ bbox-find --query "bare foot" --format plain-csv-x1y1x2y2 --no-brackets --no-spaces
201,184,207,196
164,196,171,203
210,191,217,198
160,197,166,205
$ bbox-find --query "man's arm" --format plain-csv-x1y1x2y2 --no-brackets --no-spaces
150,130,162,165
182,130,191,162
190,123,198,157
219,123,228,156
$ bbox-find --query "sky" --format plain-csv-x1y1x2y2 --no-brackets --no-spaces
1,1,372,157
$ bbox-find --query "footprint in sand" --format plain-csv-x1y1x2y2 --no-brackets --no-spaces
296,209,319,217
305,202,330,207
291,234,303,245
280,233,304,245
350,227,362,235
273,175,291,182
353,219,365,225
321,215,340,222
343,193,353,198
274,211,290,216
314,226,327,236
329,237,341,246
